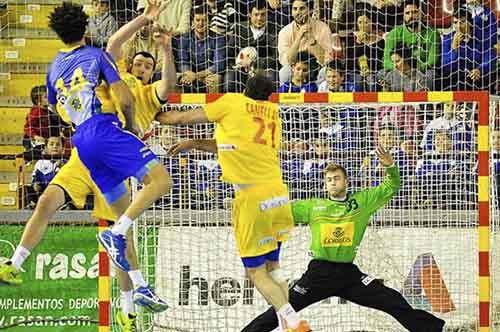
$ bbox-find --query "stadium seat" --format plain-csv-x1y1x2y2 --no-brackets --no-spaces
0,183,17,210
3,4,57,29
0,107,30,134
0,73,45,98
0,39,64,63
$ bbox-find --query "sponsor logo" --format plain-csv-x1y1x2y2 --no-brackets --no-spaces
361,275,374,286
293,284,308,295
313,206,327,211
320,222,354,247
257,236,274,246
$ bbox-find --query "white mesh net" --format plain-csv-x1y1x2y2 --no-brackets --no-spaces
121,99,499,332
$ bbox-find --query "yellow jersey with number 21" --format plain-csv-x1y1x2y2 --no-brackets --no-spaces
204,93,283,184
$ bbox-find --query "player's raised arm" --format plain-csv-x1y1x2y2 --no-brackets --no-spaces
153,25,177,99
106,0,167,60
167,139,218,155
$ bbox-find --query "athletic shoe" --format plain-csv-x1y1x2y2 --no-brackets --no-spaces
116,311,137,332
133,285,168,313
286,320,312,332
97,230,130,271
0,261,22,286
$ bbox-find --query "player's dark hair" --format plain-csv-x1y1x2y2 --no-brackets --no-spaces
323,163,348,179
131,51,157,71
250,0,268,12
292,0,314,10
192,3,208,16
245,72,274,101
48,2,89,45
31,85,47,105
453,6,473,25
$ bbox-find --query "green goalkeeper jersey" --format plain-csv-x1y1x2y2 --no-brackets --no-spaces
292,165,400,263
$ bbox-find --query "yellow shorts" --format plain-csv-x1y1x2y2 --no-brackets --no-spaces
232,182,294,258
50,149,119,222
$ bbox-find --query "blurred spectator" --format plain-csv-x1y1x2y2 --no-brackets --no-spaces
359,124,415,206
343,10,385,90
278,51,318,92
364,0,403,30
23,85,65,150
383,0,440,77
137,0,191,37
86,0,117,48
203,0,236,36
415,130,469,209
124,22,164,79
464,0,498,64
277,0,333,85
30,136,67,206
440,7,497,91
176,5,225,92
378,44,430,91
318,60,359,92
234,0,290,27
226,0,279,92
420,102,472,152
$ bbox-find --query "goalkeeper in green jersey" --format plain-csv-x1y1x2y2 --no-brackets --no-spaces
242,147,445,332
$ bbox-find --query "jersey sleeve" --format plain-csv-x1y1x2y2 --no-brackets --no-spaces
291,199,313,225
362,164,401,214
46,72,57,105
99,51,121,85
204,94,235,123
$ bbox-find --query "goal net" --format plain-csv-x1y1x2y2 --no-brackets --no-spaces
122,92,498,332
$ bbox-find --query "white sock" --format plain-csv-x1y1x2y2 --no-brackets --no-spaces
278,303,300,329
11,246,30,270
128,269,148,289
121,290,135,315
275,312,285,332
111,215,133,236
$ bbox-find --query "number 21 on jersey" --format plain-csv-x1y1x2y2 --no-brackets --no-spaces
253,117,277,148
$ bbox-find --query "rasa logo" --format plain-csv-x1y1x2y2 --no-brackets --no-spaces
35,252,99,280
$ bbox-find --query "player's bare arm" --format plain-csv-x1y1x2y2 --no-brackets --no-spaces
110,80,137,133
156,108,209,125
375,146,394,166
153,26,177,99
106,0,167,60
167,139,218,156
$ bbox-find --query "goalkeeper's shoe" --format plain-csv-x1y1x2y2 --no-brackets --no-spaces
0,261,22,286
286,320,312,332
97,230,130,271
116,311,137,332
133,285,168,313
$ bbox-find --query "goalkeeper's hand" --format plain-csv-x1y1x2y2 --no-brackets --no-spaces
167,140,196,156
375,146,394,167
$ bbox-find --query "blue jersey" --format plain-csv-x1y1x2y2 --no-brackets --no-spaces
46,45,121,127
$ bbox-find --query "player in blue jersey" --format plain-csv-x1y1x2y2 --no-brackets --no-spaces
0,2,171,312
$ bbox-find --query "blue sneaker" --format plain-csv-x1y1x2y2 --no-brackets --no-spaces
97,230,130,271
133,285,168,313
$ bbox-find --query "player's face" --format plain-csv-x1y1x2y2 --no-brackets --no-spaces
325,170,348,198
292,1,309,25
403,5,420,26
357,15,372,33
325,69,343,90
491,130,500,151
292,62,309,83
250,7,267,29
378,128,395,150
130,55,155,84
46,137,63,155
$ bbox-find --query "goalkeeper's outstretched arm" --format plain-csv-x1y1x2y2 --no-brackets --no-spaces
168,139,217,155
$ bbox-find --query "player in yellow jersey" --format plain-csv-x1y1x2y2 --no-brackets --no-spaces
160,74,311,332
0,2,175,331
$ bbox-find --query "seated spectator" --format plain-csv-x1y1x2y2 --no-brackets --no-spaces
137,0,191,37
226,0,279,92
360,124,415,206
378,44,429,91
342,10,385,90
124,22,164,80
176,5,225,92
204,0,236,36
415,130,470,209
440,6,497,91
30,136,67,206
318,60,359,92
278,51,318,92
234,0,289,28
23,85,65,150
383,0,440,82
420,102,472,153
277,0,333,85
86,0,117,48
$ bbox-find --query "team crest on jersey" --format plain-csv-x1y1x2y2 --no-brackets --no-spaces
320,222,354,247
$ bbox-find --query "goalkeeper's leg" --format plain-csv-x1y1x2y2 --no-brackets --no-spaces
0,185,66,285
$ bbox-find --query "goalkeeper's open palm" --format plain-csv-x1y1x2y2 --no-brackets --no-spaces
375,146,394,167
167,140,196,156
143,0,168,22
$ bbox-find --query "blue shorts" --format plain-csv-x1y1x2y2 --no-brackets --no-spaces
72,114,159,203
241,242,282,268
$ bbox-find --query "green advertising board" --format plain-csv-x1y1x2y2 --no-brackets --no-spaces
0,224,99,331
